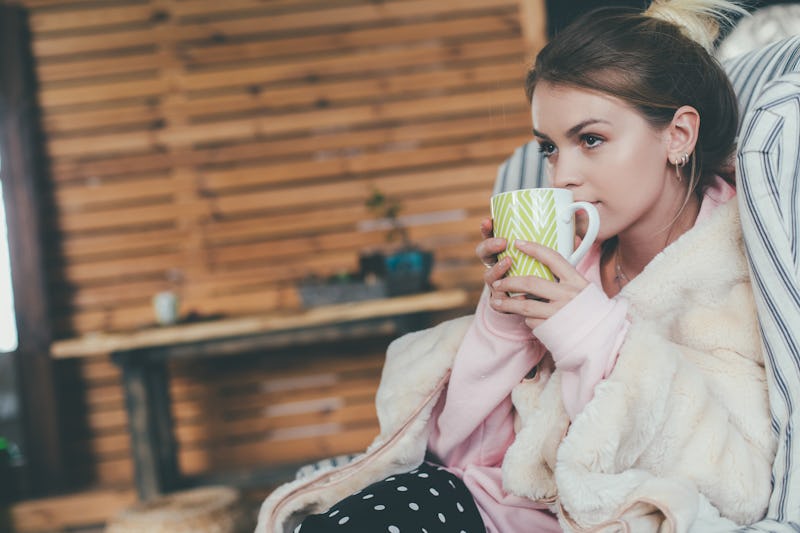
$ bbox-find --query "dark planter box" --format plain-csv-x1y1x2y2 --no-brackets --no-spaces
298,279,388,308
384,249,434,296
298,249,434,307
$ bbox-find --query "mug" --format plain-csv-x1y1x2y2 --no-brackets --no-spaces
490,188,600,281
153,291,180,326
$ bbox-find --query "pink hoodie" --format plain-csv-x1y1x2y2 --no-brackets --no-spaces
428,178,735,532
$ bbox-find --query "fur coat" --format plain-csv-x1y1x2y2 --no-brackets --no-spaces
256,198,776,533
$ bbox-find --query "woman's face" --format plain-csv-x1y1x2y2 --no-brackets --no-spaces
530,82,684,242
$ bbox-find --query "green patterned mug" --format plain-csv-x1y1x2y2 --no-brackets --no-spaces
490,188,600,281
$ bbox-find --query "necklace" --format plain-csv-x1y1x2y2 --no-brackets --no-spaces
614,245,631,288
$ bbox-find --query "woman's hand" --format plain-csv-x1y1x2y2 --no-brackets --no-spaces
489,240,589,329
476,217,513,298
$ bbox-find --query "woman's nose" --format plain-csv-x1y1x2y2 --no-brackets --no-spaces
548,158,581,189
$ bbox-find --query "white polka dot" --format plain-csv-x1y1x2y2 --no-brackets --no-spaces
438,512,446,523
410,469,419,474
386,476,396,481
448,480,456,489
429,488,439,496
422,529,428,533
329,509,339,517
408,502,419,510
374,504,386,511
338,516,350,525
294,525,302,533
396,485,408,492
460,531,467,533
362,493,374,499
417,472,429,478
457,502,464,512
388,527,400,533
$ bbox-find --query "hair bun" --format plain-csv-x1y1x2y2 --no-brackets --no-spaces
644,0,747,52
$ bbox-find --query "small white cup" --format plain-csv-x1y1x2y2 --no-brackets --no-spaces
490,188,600,280
152,291,180,326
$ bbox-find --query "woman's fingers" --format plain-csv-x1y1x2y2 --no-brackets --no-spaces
483,256,511,288
513,240,584,284
490,295,551,322
480,217,494,240
488,240,590,324
476,237,507,267
492,275,570,302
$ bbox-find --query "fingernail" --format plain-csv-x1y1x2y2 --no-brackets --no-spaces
492,299,503,306
492,280,500,288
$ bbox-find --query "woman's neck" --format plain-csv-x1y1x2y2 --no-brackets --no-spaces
616,193,702,279
600,191,700,297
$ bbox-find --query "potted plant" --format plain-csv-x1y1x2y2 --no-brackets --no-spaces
363,188,434,296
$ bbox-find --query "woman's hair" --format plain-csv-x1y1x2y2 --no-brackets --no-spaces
525,0,747,196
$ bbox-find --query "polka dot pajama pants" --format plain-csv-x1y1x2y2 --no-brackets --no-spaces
297,461,486,532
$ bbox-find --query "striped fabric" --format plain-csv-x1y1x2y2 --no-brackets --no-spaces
734,39,800,533
493,36,800,531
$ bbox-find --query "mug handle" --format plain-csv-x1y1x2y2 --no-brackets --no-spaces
561,202,600,266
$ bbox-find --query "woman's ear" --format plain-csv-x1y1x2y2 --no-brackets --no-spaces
666,105,700,159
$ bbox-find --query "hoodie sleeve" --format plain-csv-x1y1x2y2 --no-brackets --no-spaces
428,288,546,468
533,283,630,420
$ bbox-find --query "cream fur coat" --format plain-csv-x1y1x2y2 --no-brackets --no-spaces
256,198,776,533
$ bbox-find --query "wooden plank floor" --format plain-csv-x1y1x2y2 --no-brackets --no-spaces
10,488,135,532
10,485,272,532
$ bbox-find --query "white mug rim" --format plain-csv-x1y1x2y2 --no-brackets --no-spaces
491,187,573,200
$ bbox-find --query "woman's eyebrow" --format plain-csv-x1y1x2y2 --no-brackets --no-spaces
533,119,610,140
566,119,610,137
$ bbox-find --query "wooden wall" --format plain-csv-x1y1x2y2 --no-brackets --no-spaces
17,0,541,489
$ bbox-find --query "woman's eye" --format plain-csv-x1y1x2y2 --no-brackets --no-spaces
537,141,556,158
581,134,603,148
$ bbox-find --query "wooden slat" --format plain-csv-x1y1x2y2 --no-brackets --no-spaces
44,84,524,157
180,62,523,120
58,228,186,259
40,77,166,107
56,201,181,233
202,135,525,193
179,424,379,474
170,353,386,395
179,13,518,67
33,27,158,58
44,61,522,136
31,0,517,59
43,100,160,136
200,163,498,243
54,174,173,209
30,4,157,33
179,37,522,93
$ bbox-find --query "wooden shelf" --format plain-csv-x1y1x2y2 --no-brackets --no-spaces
51,289,470,359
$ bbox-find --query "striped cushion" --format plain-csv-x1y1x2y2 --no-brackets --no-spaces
733,41,800,532
494,35,800,530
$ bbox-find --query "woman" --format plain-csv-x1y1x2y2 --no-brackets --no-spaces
257,1,776,531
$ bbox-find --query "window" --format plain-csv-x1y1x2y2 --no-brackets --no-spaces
0,174,18,353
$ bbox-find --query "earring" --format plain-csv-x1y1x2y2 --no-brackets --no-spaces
673,152,690,182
